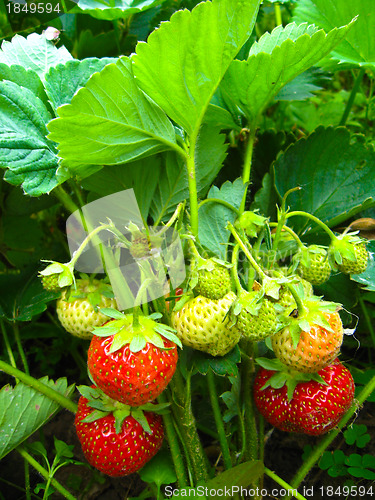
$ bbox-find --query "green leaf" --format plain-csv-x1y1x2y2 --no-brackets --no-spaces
47,57,180,170
44,57,117,110
220,22,353,124
274,127,375,232
344,424,371,448
0,377,75,460
204,460,264,497
293,0,375,70
74,0,163,21
0,80,61,196
133,0,261,135
0,271,59,322
150,125,228,222
275,68,328,101
0,33,72,79
139,449,177,488
81,157,162,220
0,64,49,107
189,345,241,377
198,179,245,259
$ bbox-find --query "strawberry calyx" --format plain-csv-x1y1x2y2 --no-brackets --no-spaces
328,232,367,269
77,385,170,434
39,261,75,289
92,309,182,353
256,357,328,402
63,278,115,311
235,210,267,238
280,296,341,348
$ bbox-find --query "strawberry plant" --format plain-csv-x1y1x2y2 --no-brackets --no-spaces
1,0,375,499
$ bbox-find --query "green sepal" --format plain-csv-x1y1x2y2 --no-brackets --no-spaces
256,359,330,401
112,408,131,434
235,210,267,238
99,308,125,320
92,323,123,337
39,261,75,288
81,410,111,423
262,277,281,300
130,408,152,434
172,291,194,312
129,334,147,353
77,385,170,434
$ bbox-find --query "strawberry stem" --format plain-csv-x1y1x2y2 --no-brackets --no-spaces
0,360,77,414
287,372,375,495
240,339,259,463
231,244,243,294
169,370,210,483
268,222,304,249
17,446,76,500
157,392,188,488
206,369,232,469
227,223,266,281
285,211,337,241
265,468,307,500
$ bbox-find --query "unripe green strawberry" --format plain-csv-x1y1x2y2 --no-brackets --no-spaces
278,278,313,311
194,259,232,300
233,291,277,341
329,233,368,275
41,273,60,292
171,292,239,356
296,245,331,285
337,241,368,275
56,279,117,339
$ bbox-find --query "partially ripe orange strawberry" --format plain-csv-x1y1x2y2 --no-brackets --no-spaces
272,309,343,373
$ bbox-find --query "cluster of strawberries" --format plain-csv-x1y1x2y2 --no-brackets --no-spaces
40,212,369,476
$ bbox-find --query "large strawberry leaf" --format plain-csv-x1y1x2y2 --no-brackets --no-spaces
293,0,375,70
0,63,49,108
44,57,117,110
81,157,162,220
0,33,72,79
150,125,228,223
47,57,181,170
198,179,245,260
133,0,261,136
274,127,375,233
73,0,163,20
0,377,75,460
0,81,63,196
220,21,353,125
0,270,59,322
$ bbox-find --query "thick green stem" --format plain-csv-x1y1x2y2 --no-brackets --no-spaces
206,370,232,469
228,223,266,280
186,145,199,239
241,339,258,462
0,360,77,413
339,68,366,126
240,127,257,214
169,369,209,483
285,211,337,241
265,468,306,500
13,323,29,375
289,374,375,491
158,392,188,488
231,244,243,294
1,320,17,374
53,186,79,214
274,3,283,26
17,447,76,500
198,198,240,216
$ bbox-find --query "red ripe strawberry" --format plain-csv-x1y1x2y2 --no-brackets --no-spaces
253,359,354,436
75,390,164,476
88,313,180,406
